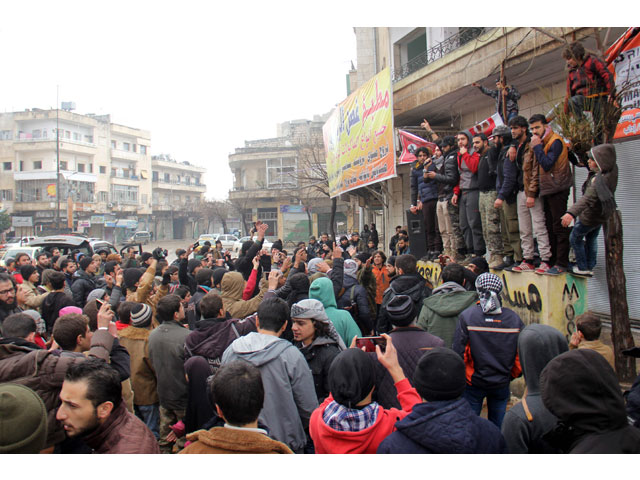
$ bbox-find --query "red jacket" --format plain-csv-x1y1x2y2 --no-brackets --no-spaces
453,150,480,196
309,378,421,454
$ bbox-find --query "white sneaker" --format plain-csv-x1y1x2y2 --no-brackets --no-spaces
571,267,593,277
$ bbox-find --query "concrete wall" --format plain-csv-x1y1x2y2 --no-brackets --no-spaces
417,260,587,339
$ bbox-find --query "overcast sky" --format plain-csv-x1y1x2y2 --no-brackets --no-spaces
1,1,357,200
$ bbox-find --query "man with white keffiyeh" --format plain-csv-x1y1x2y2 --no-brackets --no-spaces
452,272,525,429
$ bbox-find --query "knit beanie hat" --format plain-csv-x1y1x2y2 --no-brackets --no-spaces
212,267,226,287
0,384,47,453
22,309,46,335
328,348,376,408
19,265,37,281
413,347,466,401
187,258,201,275
469,256,489,273
195,268,213,287
140,252,153,263
123,268,144,290
86,289,107,305
79,256,93,271
271,239,283,252
343,259,358,279
386,294,417,327
130,303,153,328
355,252,371,264
308,258,323,275
59,306,83,316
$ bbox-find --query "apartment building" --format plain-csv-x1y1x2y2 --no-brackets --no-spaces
151,154,207,240
0,107,207,243
228,116,355,244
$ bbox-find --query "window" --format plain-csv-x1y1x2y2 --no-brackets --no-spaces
0,130,12,140
111,168,116,177
19,161,24,171
152,171,159,182
267,157,297,188
164,173,170,182
123,142,130,151
140,145,147,155
110,184,138,205
60,161,68,170
99,166,106,174
132,144,137,153
111,140,116,149
257,208,278,235
185,176,191,185
77,163,85,173
33,160,42,170
0,190,12,201
98,191,108,202
3,162,12,171
84,135,93,143
32,129,42,139
65,130,70,139
73,132,81,141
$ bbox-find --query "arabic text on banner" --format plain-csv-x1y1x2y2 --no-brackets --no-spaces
323,68,396,198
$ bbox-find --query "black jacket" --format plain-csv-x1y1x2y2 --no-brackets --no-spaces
541,349,640,453
297,336,340,403
41,291,75,333
432,149,459,201
71,269,97,307
178,257,197,295
0,301,22,327
336,275,372,336
376,274,431,334
477,145,499,192
186,286,211,330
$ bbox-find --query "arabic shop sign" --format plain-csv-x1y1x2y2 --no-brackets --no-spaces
323,68,396,197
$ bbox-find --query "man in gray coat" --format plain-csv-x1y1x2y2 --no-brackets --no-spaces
222,297,318,453
148,294,190,453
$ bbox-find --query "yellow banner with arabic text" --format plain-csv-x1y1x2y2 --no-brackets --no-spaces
323,68,396,197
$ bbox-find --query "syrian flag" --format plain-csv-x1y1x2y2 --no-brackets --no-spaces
398,129,436,164
468,112,505,138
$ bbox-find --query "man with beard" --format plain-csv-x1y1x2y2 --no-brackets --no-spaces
56,358,159,454
0,273,22,327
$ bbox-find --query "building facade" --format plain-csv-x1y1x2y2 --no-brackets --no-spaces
0,108,207,243
228,116,356,246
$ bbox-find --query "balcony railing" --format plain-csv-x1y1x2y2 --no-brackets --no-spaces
392,27,487,83
14,136,96,148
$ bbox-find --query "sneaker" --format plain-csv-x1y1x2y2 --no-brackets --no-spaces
570,266,593,277
534,262,551,274
512,261,535,272
544,265,567,276
504,260,520,272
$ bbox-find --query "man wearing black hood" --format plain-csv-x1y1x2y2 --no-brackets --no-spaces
501,324,568,453
452,131,485,261
376,254,431,334
541,349,640,453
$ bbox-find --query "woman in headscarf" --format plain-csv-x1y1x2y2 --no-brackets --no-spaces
309,334,421,454
291,299,343,403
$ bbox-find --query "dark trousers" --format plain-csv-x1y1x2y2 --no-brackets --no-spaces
422,199,443,252
542,189,571,268
459,189,486,256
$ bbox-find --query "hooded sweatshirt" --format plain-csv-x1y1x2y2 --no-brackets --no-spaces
501,324,568,453
309,378,421,454
221,332,318,453
376,273,431,334
567,143,618,226
309,277,361,346
416,282,478,348
541,349,640,453
377,398,507,454
220,272,266,319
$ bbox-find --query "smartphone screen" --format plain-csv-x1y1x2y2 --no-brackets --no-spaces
95,298,105,309
355,336,386,353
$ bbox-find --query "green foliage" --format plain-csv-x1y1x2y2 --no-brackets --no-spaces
0,211,12,233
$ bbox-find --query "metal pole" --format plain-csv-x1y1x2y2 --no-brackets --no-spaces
56,85,60,232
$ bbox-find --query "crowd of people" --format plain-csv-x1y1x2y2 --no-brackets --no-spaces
406,41,617,278
0,40,638,456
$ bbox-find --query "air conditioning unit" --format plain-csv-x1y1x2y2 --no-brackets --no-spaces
107,203,113,208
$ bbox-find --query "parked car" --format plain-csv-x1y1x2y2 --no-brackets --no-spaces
197,233,220,244
0,246,43,267
124,231,151,245
1,236,36,250
89,240,118,256
231,236,274,258
28,235,94,259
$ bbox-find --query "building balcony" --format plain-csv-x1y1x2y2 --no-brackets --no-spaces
152,180,206,193
152,202,202,212
13,138,97,155
111,148,145,162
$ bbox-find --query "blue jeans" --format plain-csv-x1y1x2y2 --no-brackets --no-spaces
135,403,160,439
570,220,601,271
463,384,510,428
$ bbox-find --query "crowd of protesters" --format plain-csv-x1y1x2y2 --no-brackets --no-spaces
0,40,638,455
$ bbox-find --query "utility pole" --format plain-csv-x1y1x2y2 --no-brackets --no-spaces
56,85,60,232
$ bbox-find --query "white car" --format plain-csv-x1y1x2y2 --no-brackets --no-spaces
198,234,238,251
232,236,274,258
